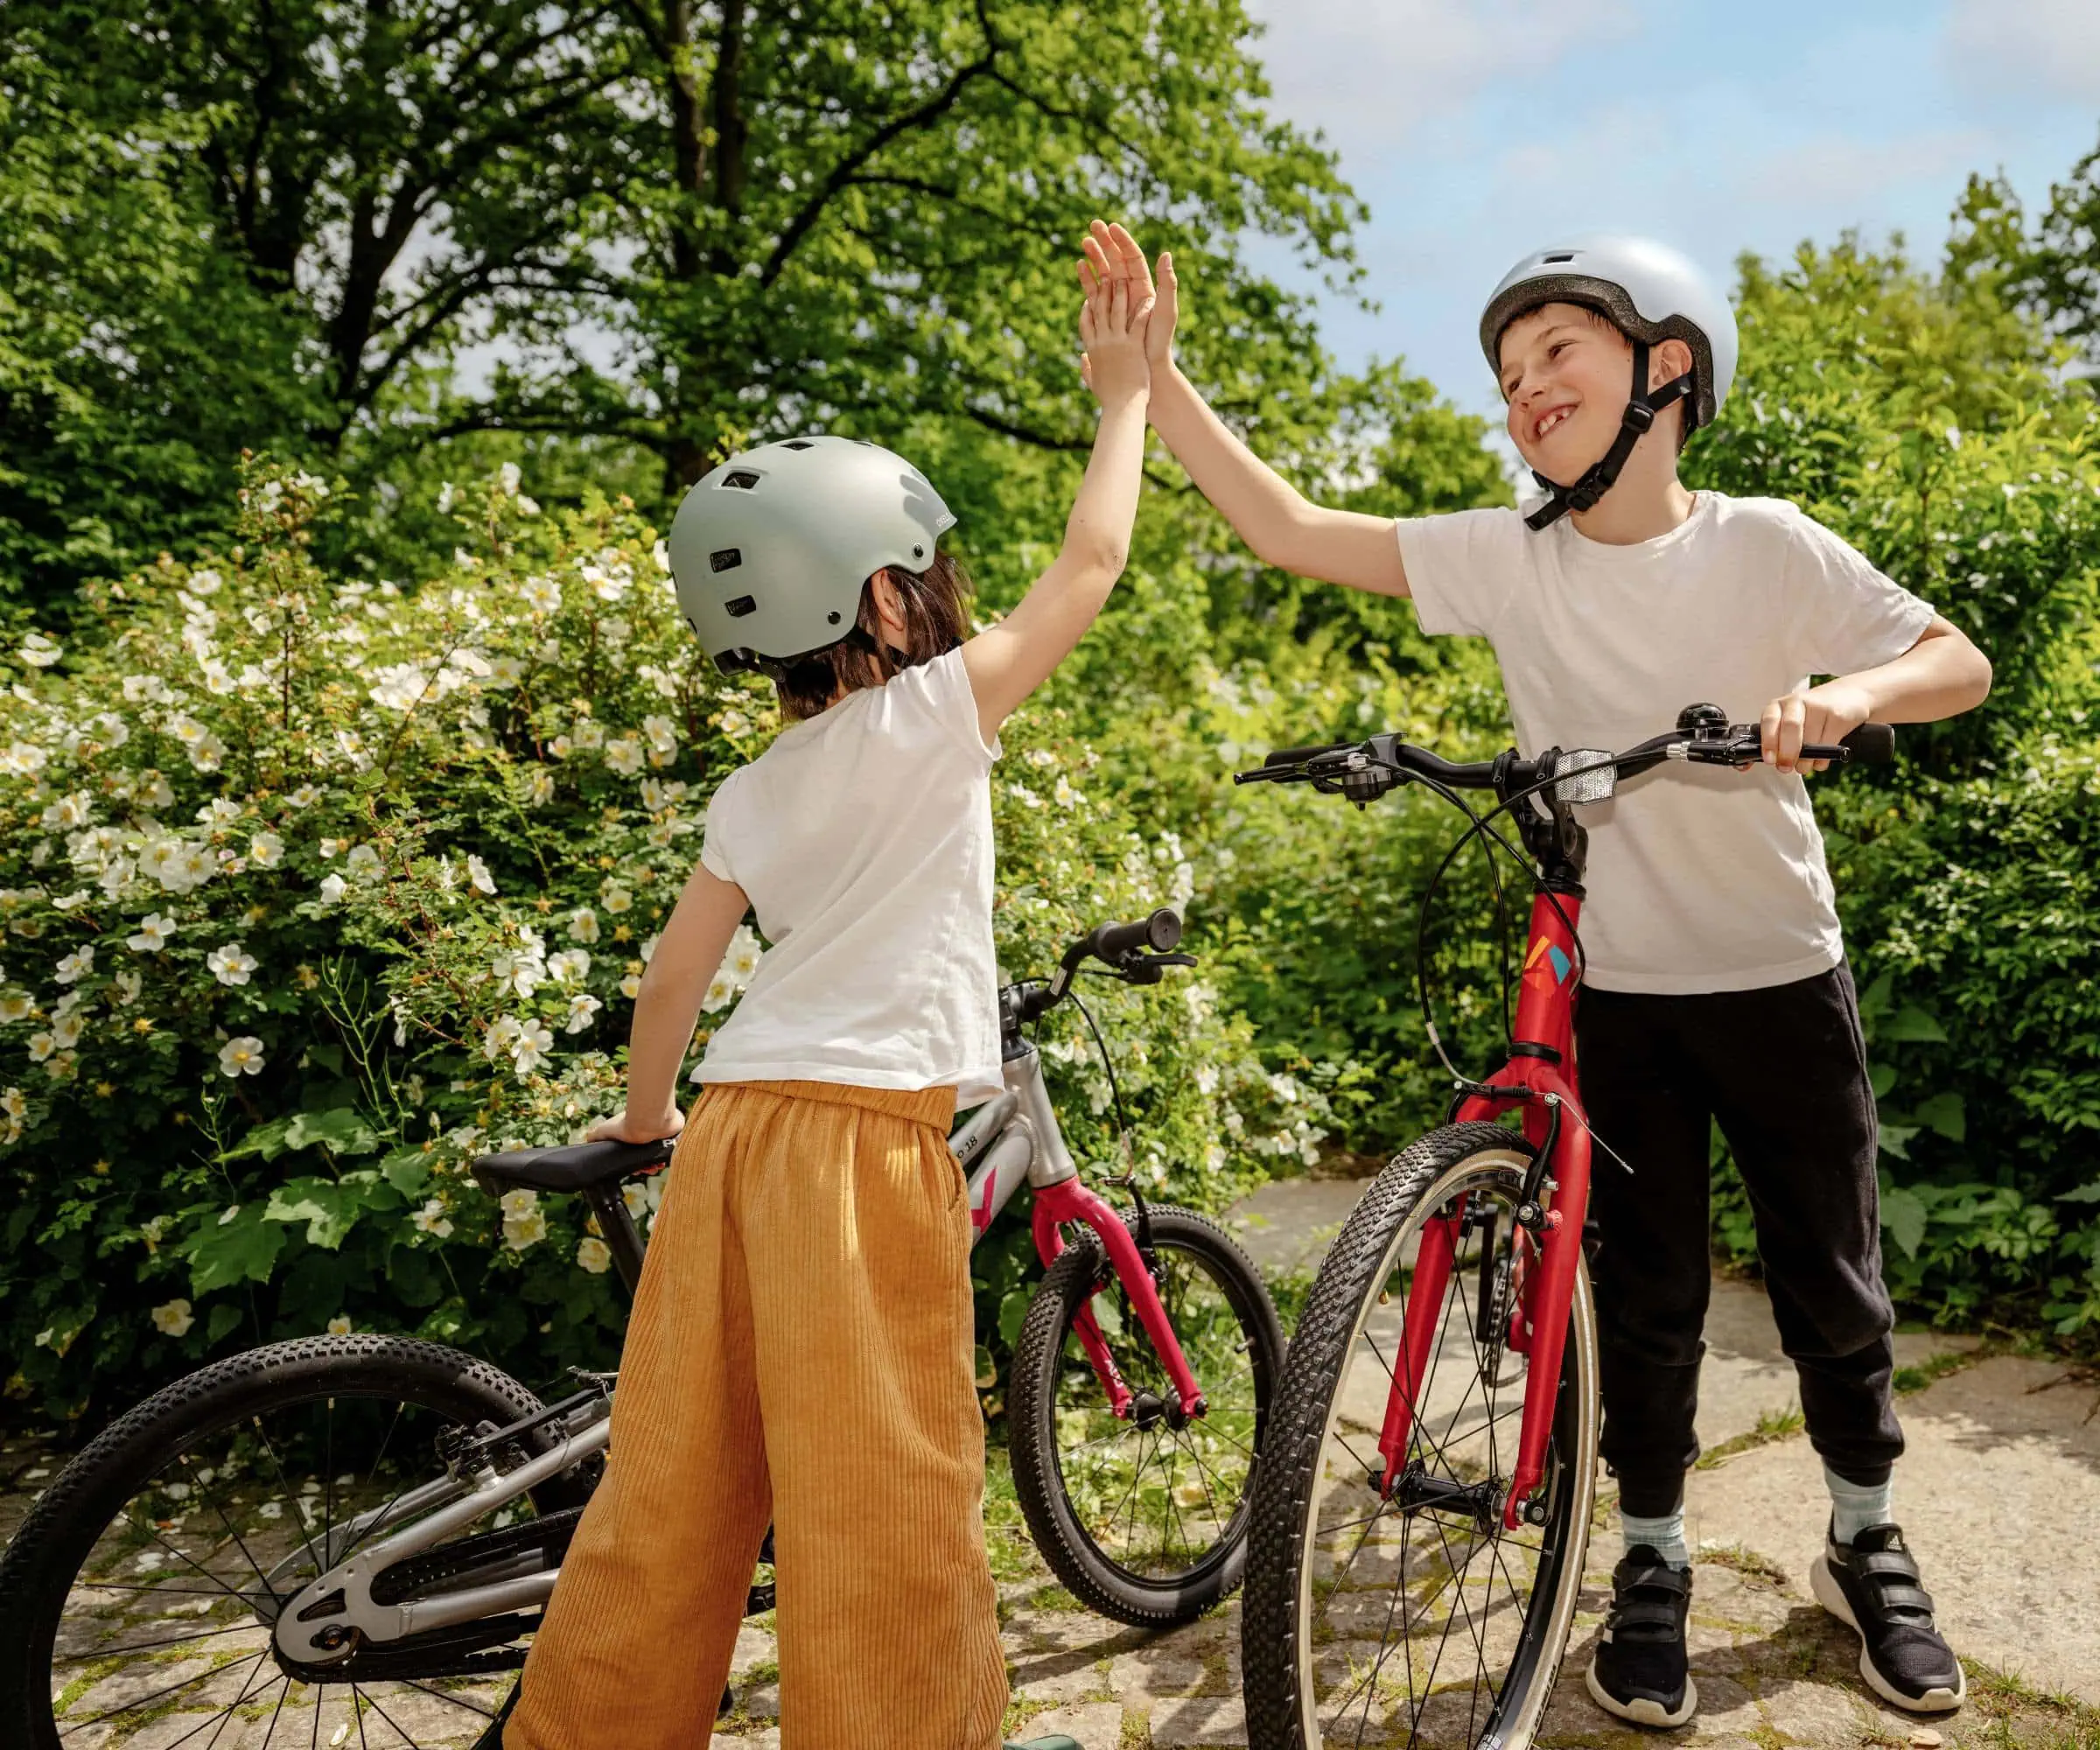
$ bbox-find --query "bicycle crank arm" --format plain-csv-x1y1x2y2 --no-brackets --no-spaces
273,1410,611,1665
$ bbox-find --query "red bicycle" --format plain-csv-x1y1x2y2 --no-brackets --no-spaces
1234,703,1892,1750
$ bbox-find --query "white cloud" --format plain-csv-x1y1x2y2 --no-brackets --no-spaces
1943,0,2100,104
1245,0,1638,149
1736,129,1992,212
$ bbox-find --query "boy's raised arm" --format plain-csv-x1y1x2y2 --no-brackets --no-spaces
1088,222,1410,600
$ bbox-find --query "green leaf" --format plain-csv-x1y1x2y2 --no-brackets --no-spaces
179,1206,284,1295
225,1113,299,1162
206,1302,244,1344
997,1287,1032,1351
1879,1122,1919,1161
264,1171,395,1250
2056,1182,2100,1205
1867,1060,1897,1100
379,1146,431,1199
1881,1186,1928,1259
1881,1006,1948,1044
1913,1090,1966,1143
283,1108,381,1156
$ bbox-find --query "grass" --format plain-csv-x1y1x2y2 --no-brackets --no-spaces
1893,1348,1984,1395
1693,1539,1790,1586
1692,1404,1806,1470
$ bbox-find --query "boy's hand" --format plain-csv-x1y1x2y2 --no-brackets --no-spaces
585,1104,684,1145
1078,243,1151,408
1760,679,1872,774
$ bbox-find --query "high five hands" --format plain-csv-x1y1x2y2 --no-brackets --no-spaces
1079,220,1177,398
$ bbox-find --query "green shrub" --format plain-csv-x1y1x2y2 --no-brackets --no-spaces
0,463,1316,1424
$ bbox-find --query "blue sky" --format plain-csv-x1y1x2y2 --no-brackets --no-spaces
1237,0,2100,424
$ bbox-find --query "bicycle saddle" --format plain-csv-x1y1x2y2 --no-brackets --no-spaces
471,1136,676,1195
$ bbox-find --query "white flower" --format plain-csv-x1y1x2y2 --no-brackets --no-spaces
0,742,48,775
652,539,670,574
54,946,94,984
288,785,321,808
438,481,456,514
567,907,600,943
722,925,762,987
197,798,242,827
1005,782,1043,810
51,1012,82,1049
563,993,602,1034
345,844,382,881
150,1299,194,1337
482,1016,522,1061
122,674,172,704
502,1208,548,1250
467,855,496,895
620,971,641,999
576,1236,612,1275
509,1021,555,1076
218,1036,265,1077
369,663,432,711
642,715,678,757
116,970,140,1004
51,890,90,913
499,461,522,496
525,768,555,807
207,943,258,986
0,1086,24,1120
412,1199,454,1239
599,883,633,915
701,975,736,1014
188,568,223,595
605,738,645,776
19,632,61,668
27,1032,53,1062
249,831,284,868
547,948,591,985
318,872,347,905
718,709,750,737
41,791,92,830
0,993,28,1022
326,1314,354,1336
519,574,562,614
1194,1064,1219,1096
517,494,540,517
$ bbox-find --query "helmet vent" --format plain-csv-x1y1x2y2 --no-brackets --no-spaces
709,547,742,573
781,439,816,451
724,595,758,619
721,471,761,490
1542,251,1576,263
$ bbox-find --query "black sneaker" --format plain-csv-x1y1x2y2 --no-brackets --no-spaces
1810,1521,1965,1712
1585,1545,1698,1728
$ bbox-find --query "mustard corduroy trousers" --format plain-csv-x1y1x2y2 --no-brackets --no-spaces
506,1079,1009,1750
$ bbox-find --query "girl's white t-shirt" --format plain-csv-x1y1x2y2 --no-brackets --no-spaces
694,648,1004,1105
1395,492,1936,995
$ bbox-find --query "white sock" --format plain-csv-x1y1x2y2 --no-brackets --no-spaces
1824,1464,1894,1544
1620,1505,1690,1568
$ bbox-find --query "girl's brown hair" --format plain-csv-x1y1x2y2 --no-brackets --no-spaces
772,550,974,722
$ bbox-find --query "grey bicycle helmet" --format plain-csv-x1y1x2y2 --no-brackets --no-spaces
667,434,956,675
1479,235,1739,530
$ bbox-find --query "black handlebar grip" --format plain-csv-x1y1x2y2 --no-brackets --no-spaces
1841,722,1895,764
1095,907,1182,960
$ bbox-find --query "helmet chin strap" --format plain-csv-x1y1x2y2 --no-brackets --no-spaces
1523,340,1695,531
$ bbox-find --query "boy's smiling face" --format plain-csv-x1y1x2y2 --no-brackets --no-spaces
1497,301,1693,481
1497,301,1636,479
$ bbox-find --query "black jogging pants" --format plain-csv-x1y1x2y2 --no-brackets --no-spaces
1573,960,1904,1518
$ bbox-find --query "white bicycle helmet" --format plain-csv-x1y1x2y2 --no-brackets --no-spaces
667,434,956,675
1479,236,1739,529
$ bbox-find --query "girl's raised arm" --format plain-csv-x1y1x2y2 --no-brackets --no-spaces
960,262,1152,741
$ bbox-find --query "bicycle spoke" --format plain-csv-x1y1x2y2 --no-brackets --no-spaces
64,1648,267,1731
399,1678,499,1718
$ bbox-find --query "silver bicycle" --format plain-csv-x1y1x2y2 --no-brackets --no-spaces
0,909,1282,1749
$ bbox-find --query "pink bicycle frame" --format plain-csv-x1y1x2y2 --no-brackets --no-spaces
1030,1179,1209,1421
1375,886,1592,1530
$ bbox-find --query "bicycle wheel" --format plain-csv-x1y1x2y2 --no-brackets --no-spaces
1008,1205,1284,1626
1242,1124,1600,1750
0,1334,595,1750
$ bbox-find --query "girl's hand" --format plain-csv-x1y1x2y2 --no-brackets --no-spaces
586,1104,685,1145
1077,227,1152,408
1082,220,1177,382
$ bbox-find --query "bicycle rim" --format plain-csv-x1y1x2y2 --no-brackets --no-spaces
1292,1152,1598,1749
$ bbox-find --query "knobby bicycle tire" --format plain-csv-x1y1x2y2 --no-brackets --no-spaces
1008,1204,1284,1627
1242,1124,1600,1750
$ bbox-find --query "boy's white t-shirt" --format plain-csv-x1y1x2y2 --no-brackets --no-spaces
1395,492,1936,995
694,647,1004,1105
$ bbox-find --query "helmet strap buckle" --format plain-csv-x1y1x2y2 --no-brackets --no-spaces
1523,340,1697,532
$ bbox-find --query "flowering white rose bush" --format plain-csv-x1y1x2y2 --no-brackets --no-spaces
1,464,1312,1418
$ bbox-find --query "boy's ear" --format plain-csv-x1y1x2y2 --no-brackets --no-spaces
1651,337,1696,392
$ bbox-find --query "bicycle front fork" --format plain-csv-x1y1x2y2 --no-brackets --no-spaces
1030,1177,1208,1421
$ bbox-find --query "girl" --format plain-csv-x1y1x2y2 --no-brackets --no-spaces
500,262,1152,1748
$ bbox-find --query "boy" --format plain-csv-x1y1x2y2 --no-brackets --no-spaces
1085,221,1991,1725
